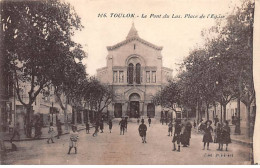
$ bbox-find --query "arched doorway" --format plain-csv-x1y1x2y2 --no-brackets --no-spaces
114,103,122,118
147,103,155,118
129,93,140,118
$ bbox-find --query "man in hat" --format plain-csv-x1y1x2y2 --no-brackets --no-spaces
202,120,213,150
172,119,182,152
182,119,192,147
138,119,147,143
119,118,126,135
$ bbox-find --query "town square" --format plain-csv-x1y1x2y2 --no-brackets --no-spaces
0,0,257,165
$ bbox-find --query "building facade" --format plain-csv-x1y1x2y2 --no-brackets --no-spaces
97,24,173,118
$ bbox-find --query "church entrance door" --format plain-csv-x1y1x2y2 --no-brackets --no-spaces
147,103,155,118
130,101,139,118
129,93,141,118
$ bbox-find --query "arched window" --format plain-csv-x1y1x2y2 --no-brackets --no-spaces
128,63,134,84
136,63,141,84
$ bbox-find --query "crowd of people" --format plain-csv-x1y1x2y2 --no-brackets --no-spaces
10,111,232,155
195,117,232,151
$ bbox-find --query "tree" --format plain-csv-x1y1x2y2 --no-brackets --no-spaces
222,1,255,136
1,0,85,137
51,60,87,130
203,0,254,136
83,77,114,122
152,80,181,115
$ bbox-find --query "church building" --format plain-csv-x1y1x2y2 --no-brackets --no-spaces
97,24,173,118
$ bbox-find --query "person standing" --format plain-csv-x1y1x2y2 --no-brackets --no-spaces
86,122,90,134
215,122,223,150
108,119,113,133
221,121,231,151
202,120,213,150
56,119,62,139
168,120,173,136
137,118,140,125
182,119,192,147
68,125,79,154
125,117,128,132
100,119,104,133
172,119,182,152
148,117,151,127
138,119,147,143
119,118,125,135
193,120,196,129
214,115,219,126
47,122,55,144
92,120,99,137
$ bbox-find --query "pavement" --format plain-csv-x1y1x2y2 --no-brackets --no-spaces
2,120,253,147
0,120,253,165
2,124,90,142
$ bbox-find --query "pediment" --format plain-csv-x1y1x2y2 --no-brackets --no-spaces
107,37,163,51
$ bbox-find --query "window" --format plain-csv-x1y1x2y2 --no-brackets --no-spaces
119,71,124,83
152,71,156,83
113,71,118,83
136,63,141,84
146,71,150,83
128,63,134,84
134,44,136,50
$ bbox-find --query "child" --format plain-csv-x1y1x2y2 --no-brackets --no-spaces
221,121,231,151
148,117,151,127
47,122,55,144
172,119,182,152
193,120,196,128
92,121,99,137
215,122,223,150
202,120,213,150
68,125,79,154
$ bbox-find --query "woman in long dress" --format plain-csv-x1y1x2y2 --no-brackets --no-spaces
68,125,79,154
215,122,223,150
221,120,231,151
202,120,213,150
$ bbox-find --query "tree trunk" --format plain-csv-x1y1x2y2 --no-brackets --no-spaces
223,104,227,121
235,98,241,134
74,108,77,125
213,103,217,120
246,105,251,138
220,104,223,123
196,100,199,125
206,103,209,121
25,106,33,138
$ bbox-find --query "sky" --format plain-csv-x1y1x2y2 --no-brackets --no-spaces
66,0,241,77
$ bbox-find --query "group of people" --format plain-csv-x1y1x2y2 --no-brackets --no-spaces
200,119,231,151
171,119,192,152
165,117,232,152
119,117,128,135
92,118,113,136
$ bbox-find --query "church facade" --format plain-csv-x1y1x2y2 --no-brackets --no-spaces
97,24,173,118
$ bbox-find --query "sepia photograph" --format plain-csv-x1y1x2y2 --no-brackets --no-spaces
0,0,259,165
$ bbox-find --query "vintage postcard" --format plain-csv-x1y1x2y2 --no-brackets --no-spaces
0,0,259,165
